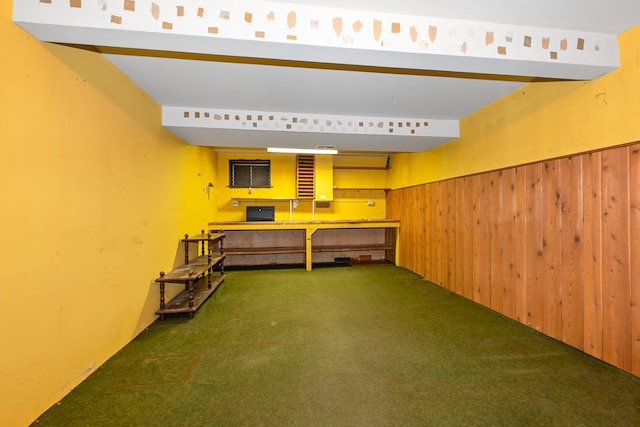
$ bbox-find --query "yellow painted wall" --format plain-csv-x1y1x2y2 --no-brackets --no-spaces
333,154,389,190
215,153,387,221
388,25,640,188
1,4,217,426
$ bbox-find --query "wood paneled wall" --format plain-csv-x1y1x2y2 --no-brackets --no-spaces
387,143,640,377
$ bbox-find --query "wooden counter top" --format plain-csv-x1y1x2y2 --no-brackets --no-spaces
209,219,399,229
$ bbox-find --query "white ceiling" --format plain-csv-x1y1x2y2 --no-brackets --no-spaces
106,54,524,151
14,0,640,153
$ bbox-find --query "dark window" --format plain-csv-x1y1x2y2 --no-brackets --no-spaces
229,159,271,188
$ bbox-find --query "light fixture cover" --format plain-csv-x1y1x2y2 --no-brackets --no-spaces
267,147,338,155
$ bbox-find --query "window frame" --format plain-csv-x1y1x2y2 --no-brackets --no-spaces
228,159,271,188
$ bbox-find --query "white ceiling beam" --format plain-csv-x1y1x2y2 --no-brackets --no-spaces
163,106,458,139
14,0,620,80
162,106,459,152
164,127,455,153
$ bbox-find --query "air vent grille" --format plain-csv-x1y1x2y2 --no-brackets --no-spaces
296,155,315,199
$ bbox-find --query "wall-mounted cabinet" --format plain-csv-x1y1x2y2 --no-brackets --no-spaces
315,154,334,201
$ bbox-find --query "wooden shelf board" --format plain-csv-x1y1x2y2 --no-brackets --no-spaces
155,255,225,282
333,166,389,170
225,245,393,256
182,232,225,242
333,188,390,191
156,276,224,315
312,244,394,253
225,246,306,255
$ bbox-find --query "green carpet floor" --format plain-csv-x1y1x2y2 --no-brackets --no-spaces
34,266,640,426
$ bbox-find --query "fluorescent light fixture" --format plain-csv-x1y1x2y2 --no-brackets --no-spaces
267,147,338,155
